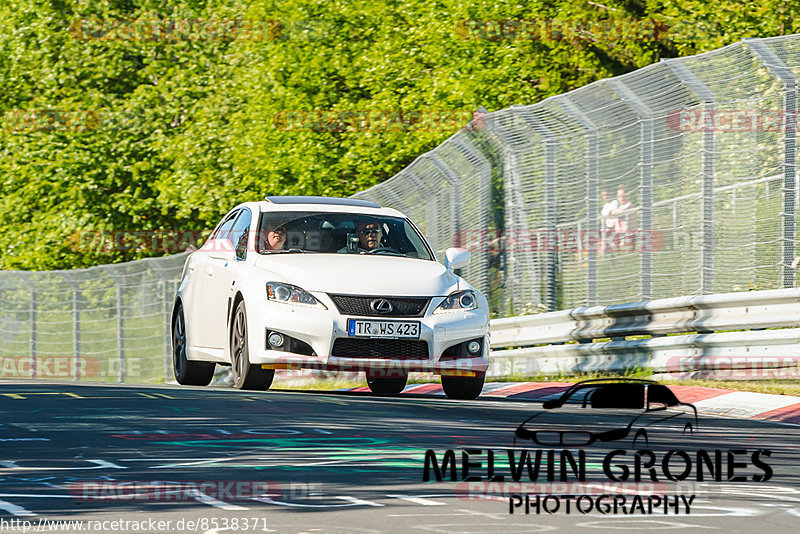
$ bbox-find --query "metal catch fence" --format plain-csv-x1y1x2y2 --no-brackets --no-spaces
354,34,800,316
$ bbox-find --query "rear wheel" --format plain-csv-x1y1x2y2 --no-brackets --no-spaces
172,304,215,386
366,371,407,395
441,372,485,400
230,300,274,390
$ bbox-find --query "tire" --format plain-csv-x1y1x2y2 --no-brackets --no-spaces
441,372,485,400
366,371,407,395
230,299,274,390
172,304,215,386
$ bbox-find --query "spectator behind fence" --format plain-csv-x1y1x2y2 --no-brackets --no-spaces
614,187,636,233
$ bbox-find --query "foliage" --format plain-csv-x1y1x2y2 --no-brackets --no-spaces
1,0,798,269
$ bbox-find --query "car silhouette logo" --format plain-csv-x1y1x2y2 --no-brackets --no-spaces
371,299,394,314
513,378,698,448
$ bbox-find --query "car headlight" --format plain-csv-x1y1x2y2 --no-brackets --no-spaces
266,282,327,309
433,290,477,314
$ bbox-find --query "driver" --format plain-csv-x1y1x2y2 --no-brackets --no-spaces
339,220,384,253
357,220,383,251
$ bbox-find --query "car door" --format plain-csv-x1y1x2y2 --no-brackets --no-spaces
193,210,240,349
204,208,253,350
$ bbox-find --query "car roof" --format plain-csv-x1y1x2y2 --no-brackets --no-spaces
247,197,405,218
265,196,380,208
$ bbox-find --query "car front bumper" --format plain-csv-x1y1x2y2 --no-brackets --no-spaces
245,293,490,374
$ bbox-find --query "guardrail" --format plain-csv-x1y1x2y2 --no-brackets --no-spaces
488,288,800,379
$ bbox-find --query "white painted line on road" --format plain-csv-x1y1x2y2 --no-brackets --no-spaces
87,459,126,469
252,496,376,508
335,496,384,507
0,499,35,516
386,494,447,506
0,493,74,498
693,391,800,418
187,489,248,511
0,459,125,471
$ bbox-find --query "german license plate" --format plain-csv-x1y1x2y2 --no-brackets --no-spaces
347,319,420,339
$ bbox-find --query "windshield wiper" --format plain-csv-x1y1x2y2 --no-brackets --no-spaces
262,248,315,254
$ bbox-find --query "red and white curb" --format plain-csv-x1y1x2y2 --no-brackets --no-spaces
342,382,800,425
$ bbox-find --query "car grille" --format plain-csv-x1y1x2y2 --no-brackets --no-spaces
329,295,430,317
331,338,429,359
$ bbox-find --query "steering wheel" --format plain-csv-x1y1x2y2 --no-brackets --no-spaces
367,246,402,255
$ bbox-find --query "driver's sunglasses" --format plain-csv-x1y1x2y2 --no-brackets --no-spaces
360,227,381,236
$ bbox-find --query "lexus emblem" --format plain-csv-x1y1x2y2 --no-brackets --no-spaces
371,299,394,314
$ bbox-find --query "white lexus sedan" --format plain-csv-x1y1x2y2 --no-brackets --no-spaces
171,196,489,399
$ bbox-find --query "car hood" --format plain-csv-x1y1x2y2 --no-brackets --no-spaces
252,254,462,295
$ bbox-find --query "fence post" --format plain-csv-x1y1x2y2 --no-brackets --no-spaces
558,97,599,305
149,261,177,383
425,153,463,247
17,274,36,378
102,267,125,382
608,79,654,300
665,59,717,294
452,135,493,297
61,274,82,380
511,107,559,311
746,39,797,288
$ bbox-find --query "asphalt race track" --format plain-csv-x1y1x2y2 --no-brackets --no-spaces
0,381,799,533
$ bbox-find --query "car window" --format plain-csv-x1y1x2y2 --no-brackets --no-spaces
212,210,240,242
647,384,680,408
230,208,252,260
559,383,646,409
256,211,434,260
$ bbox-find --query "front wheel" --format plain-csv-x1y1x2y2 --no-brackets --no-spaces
365,370,407,395
172,304,215,386
441,372,485,400
230,300,274,390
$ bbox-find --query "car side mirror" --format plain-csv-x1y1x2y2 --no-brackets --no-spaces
444,248,470,271
204,238,236,261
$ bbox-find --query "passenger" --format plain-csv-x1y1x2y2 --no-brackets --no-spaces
261,223,286,252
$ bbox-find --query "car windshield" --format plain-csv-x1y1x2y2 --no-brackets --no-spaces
256,211,434,260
